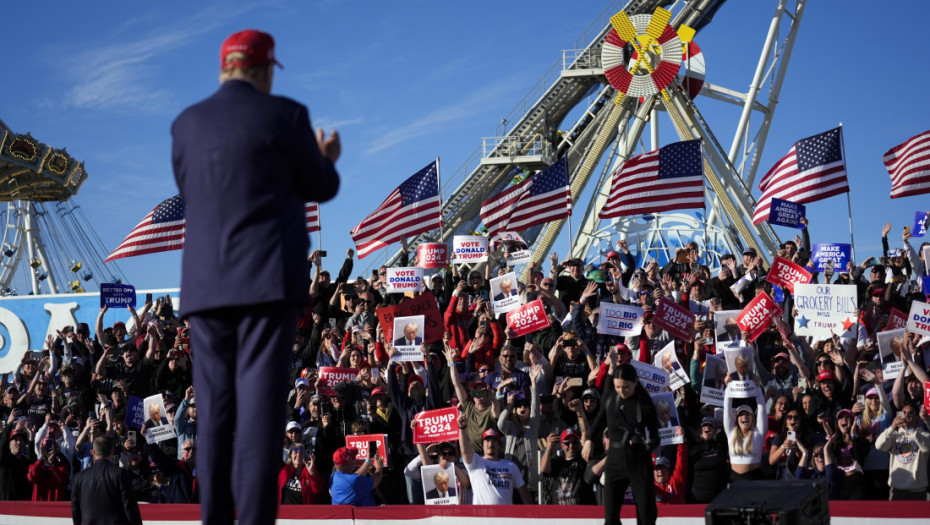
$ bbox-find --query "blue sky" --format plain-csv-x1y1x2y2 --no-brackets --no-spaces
2,0,928,291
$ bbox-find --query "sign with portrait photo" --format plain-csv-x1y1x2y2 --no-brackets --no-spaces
392,315,425,361
653,342,688,390
877,328,906,380
421,463,458,505
492,232,532,266
713,310,743,353
700,354,726,407
142,394,176,444
650,391,683,445
490,272,521,314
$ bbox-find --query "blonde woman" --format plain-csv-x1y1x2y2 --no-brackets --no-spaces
723,377,767,482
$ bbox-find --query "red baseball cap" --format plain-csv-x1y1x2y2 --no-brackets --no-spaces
817,370,836,383
221,30,283,69
332,447,358,466
560,428,580,442
482,428,502,442
370,386,387,397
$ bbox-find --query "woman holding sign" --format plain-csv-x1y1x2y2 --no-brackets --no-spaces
724,375,767,482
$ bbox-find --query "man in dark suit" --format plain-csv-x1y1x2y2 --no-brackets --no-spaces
493,278,517,301
71,435,142,525
172,29,340,525
424,469,456,499
393,322,422,346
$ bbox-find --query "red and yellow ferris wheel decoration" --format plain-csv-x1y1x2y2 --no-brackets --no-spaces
601,7,694,103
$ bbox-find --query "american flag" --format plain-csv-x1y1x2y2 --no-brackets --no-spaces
752,127,848,224
598,139,704,218
480,156,571,235
883,130,930,199
105,196,322,262
351,160,441,259
306,202,320,233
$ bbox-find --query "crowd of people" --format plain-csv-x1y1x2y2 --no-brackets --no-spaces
0,222,929,517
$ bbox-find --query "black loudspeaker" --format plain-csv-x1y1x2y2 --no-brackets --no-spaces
705,479,829,525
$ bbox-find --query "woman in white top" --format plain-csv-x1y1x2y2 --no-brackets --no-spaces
724,378,767,482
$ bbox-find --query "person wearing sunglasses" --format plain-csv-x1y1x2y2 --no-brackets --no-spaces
795,435,844,499
277,443,324,505
540,427,594,505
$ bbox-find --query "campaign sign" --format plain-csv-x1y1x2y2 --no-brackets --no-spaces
651,391,683,445
735,292,783,342
100,283,136,308
391,315,425,362
923,276,930,299
887,307,908,331
597,302,643,336
924,248,930,276
385,267,424,293
924,381,930,410
914,212,929,238
490,272,521,314
766,256,812,294
417,243,448,269
713,310,744,353
345,434,389,467
654,342,688,391
421,463,458,505
725,380,758,398
317,367,359,396
413,406,460,444
493,232,533,266
629,360,669,393
767,198,806,229
142,394,176,444
126,395,144,429
810,244,851,272
793,284,857,337
700,354,726,407
652,298,695,341
377,291,443,344
451,235,488,263
877,329,906,380
906,300,930,337
505,299,548,338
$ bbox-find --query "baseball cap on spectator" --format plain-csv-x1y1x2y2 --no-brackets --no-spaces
370,386,387,397
188,396,196,407
9,429,26,440
770,352,790,365
735,405,755,416
560,428,580,442
113,321,126,330
482,428,502,442
582,388,600,400
76,322,90,334
310,394,323,404
606,250,620,260
817,370,836,383
406,375,423,388
586,270,607,284
743,247,757,257
4,386,17,395
165,403,177,413
221,30,283,69
120,342,137,353
613,343,632,355
654,456,672,469
295,377,310,389
332,447,358,467
286,421,301,433
836,409,854,420
564,258,584,267
870,288,884,297
700,416,716,428
865,387,879,398
105,334,119,347
470,380,489,391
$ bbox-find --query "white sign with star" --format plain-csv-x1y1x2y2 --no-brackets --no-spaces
793,284,858,338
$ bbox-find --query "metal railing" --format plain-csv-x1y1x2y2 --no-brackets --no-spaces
481,134,551,162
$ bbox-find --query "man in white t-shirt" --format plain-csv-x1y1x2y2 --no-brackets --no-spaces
458,415,532,504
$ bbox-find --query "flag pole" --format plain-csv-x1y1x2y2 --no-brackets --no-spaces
317,206,323,253
838,123,857,263
436,157,443,244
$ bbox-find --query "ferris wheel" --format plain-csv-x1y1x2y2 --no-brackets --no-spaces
384,0,806,277
0,118,126,295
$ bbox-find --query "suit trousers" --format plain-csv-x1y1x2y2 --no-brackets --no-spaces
602,454,657,525
190,303,299,525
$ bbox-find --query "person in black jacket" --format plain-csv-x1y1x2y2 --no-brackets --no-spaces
687,417,729,503
588,363,660,525
70,435,142,525
0,410,32,501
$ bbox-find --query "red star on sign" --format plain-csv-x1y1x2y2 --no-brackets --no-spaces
841,317,855,332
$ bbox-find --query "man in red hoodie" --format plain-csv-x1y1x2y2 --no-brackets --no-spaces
652,442,687,505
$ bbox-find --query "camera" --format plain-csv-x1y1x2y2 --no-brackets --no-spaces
562,334,577,347
319,251,327,257
321,401,333,415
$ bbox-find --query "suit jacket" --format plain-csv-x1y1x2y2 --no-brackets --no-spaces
394,336,422,347
71,458,142,525
172,79,340,316
425,486,456,499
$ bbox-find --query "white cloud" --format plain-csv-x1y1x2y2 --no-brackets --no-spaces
66,3,260,113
